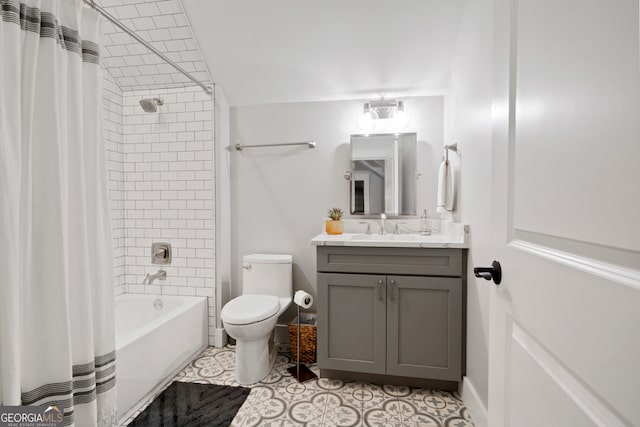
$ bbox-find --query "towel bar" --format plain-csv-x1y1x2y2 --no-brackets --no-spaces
235,141,316,151
444,143,458,162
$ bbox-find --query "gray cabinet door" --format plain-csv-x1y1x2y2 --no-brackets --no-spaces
317,273,386,374
386,275,462,381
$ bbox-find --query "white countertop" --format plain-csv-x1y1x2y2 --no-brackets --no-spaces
310,224,470,249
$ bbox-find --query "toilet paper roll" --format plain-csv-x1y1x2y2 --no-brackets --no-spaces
293,290,313,309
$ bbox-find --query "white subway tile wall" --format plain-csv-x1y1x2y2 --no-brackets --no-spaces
122,86,216,344
98,0,212,93
101,70,216,344
97,0,217,343
103,68,126,296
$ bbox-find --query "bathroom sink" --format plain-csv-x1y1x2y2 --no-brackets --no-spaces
349,234,422,241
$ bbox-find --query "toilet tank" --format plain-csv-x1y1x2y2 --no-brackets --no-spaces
242,254,292,298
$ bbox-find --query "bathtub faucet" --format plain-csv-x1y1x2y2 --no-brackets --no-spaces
143,269,166,285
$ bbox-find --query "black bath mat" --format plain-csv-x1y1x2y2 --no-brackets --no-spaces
128,381,251,427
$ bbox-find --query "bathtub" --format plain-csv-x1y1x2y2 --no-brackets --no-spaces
115,294,207,423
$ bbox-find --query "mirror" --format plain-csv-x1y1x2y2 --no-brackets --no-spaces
350,133,417,216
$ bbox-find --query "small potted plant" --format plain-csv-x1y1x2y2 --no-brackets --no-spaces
326,207,344,235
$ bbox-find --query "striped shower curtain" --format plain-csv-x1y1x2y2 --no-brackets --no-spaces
0,1,116,425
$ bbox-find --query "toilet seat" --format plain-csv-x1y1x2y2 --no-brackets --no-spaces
221,295,280,325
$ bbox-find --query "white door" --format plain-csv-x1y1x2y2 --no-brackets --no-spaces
487,0,640,426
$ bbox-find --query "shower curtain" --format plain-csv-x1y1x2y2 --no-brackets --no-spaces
0,1,116,426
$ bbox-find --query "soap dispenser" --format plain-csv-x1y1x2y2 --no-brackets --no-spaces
420,209,431,235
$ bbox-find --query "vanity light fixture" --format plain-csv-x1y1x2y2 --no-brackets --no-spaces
391,100,411,129
356,102,379,132
357,99,411,131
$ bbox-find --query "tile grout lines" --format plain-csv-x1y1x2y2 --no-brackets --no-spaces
123,345,475,426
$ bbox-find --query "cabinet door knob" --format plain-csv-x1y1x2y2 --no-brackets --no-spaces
377,280,384,301
389,281,397,301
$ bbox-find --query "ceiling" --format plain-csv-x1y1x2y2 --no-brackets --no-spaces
96,0,466,104
181,0,466,106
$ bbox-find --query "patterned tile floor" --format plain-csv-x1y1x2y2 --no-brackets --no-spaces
123,345,474,427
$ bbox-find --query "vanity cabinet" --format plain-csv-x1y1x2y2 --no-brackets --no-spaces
316,246,465,382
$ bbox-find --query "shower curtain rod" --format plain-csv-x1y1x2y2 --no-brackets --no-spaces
82,0,213,95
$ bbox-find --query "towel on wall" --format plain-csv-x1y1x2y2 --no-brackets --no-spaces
436,160,455,214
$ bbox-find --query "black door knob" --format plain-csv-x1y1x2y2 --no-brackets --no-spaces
473,260,502,285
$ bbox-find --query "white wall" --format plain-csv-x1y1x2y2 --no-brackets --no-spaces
446,0,494,419
230,96,444,323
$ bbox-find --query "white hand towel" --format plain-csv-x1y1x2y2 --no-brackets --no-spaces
436,160,455,214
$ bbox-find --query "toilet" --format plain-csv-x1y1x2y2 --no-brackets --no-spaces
221,254,292,384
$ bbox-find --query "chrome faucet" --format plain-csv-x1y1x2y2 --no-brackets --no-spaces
143,269,166,285
393,222,408,235
359,221,373,234
379,213,387,235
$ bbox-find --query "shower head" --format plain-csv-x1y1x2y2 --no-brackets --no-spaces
139,97,164,113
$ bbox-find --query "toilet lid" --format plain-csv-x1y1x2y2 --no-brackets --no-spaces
221,295,280,325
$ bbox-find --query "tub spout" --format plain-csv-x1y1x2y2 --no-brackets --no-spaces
143,269,166,285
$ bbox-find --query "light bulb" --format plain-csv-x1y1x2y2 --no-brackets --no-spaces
391,101,410,129
357,102,379,132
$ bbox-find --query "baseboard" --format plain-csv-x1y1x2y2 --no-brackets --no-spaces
274,322,290,345
213,327,227,347
321,369,458,391
460,376,488,427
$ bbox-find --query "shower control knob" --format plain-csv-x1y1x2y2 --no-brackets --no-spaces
151,242,171,265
